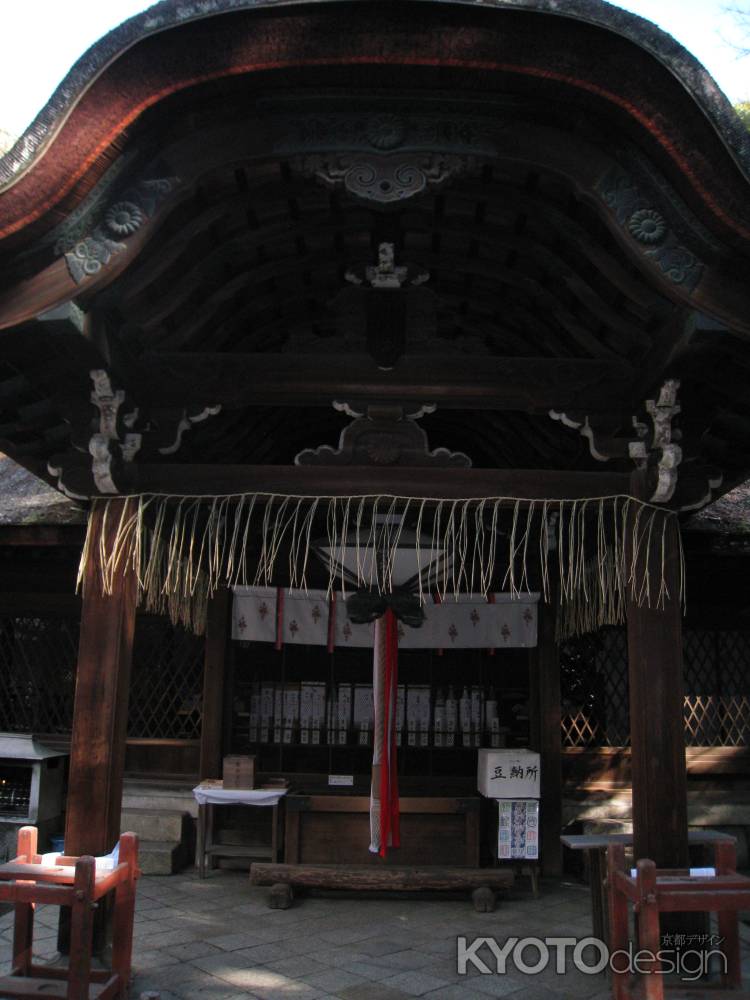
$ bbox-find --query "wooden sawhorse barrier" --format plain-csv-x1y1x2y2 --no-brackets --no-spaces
250,862,514,911
0,826,139,999
607,841,750,999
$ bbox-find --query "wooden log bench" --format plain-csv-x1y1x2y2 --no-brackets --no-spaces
250,862,514,911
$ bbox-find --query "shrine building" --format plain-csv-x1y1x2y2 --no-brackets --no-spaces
0,0,749,888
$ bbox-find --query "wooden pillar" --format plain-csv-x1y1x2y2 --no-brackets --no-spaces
200,585,231,780
626,470,688,868
530,595,563,876
65,499,137,857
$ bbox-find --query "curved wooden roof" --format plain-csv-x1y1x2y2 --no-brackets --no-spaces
0,0,749,509
2,0,749,191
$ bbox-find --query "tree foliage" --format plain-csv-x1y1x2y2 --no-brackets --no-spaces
725,3,750,52
736,101,750,130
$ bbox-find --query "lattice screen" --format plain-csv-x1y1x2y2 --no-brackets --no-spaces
127,617,205,739
1,610,745,748
683,630,750,747
562,627,750,749
0,614,78,734
561,629,629,748
0,612,205,740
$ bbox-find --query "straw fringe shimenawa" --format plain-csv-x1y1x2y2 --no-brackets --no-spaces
77,492,685,639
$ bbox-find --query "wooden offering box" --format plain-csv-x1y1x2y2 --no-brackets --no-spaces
284,794,481,867
223,754,256,789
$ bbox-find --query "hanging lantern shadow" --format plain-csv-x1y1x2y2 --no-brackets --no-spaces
311,515,454,609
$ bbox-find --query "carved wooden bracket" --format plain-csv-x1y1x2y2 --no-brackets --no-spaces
88,369,141,493
550,380,684,504
629,379,683,503
48,369,221,497
295,402,471,469
338,244,432,369
548,411,629,463
345,242,429,289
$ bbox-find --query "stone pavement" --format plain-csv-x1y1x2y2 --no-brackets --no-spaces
1,870,749,999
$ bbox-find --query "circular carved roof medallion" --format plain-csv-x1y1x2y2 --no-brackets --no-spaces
105,201,145,237
366,113,407,150
628,208,667,245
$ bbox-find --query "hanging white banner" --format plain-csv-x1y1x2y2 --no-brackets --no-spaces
232,588,538,648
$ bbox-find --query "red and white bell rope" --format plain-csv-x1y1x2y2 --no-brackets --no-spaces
369,609,400,857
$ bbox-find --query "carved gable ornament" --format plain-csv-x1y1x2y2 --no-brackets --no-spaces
292,152,473,206
295,403,472,469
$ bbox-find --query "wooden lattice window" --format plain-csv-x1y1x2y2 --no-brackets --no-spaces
561,628,629,748
562,627,750,749
0,613,78,734
0,611,205,741
127,617,205,740
683,630,750,747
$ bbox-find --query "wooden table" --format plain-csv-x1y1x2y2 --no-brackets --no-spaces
560,829,737,944
193,784,287,878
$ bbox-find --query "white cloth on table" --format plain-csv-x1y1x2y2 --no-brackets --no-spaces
192,786,287,807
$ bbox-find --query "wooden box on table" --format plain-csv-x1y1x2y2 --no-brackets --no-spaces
223,754,256,789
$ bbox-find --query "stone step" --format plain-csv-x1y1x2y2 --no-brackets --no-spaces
121,807,191,844
135,839,188,876
123,779,198,818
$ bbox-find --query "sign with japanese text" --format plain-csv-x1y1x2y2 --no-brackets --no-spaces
477,749,541,799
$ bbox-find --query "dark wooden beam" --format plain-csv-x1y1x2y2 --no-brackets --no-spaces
136,353,635,412
65,498,137,857
0,262,76,332
0,566,82,593
123,464,631,500
0,212,164,331
0,525,85,546
200,586,231,780
0,592,81,615
626,469,688,869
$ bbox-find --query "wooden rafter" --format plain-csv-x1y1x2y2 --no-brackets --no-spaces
130,353,635,413
119,464,631,500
